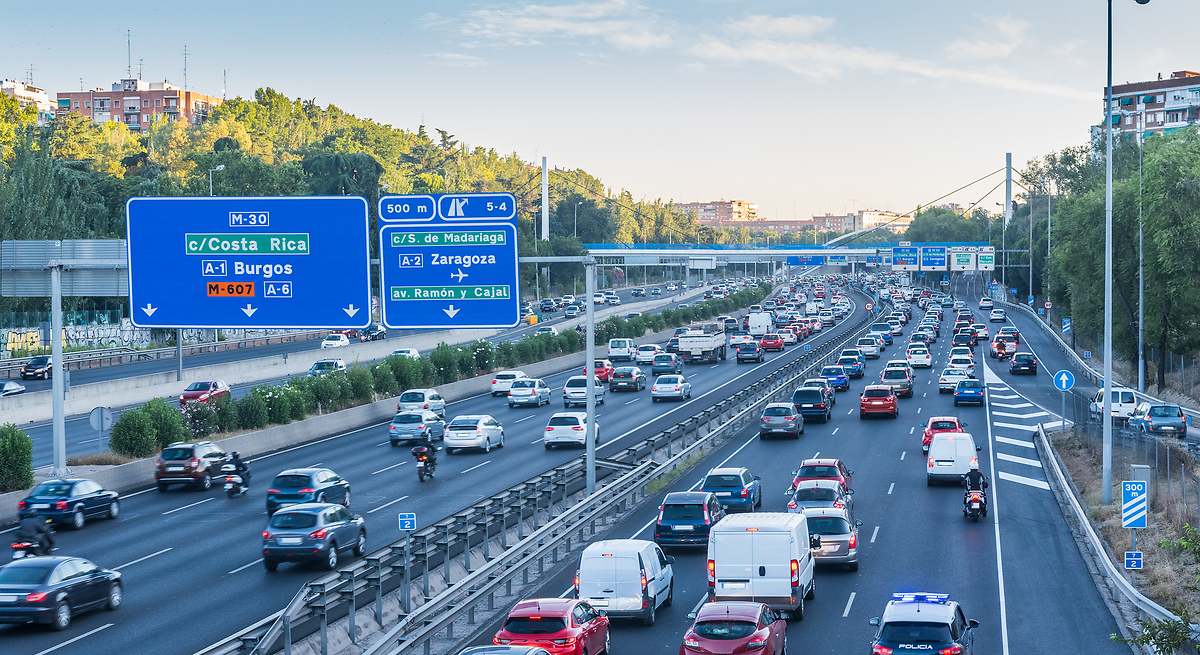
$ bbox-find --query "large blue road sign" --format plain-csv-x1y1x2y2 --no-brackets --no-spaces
919,246,947,270
787,255,825,266
891,247,919,271
1121,480,1148,529
127,197,371,329
1053,369,1075,392
378,193,520,329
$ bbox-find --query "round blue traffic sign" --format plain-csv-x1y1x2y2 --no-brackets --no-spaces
1053,369,1075,392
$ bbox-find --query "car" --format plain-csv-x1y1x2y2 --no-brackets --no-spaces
953,379,987,406
819,365,851,391
731,341,762,363
18,478,120,530
1089,387,1138,422
508,378,552,407
492,598,609,655
927,432,981,484
649,352,683,376
650,287,662,296
706,513,816,616
787,457,853,494
0,557,122,630
609,366,647,392
0,380,26,396
391,347,421,360
989,308,1007,322
837,355,865,378
879,367,913,398
584,359,616,383
979,297,994,310
803,377,837,406
634,344,663,364
759,333,785,351
575,539,674,623
855,337,881,358
971,323,989,340
544,412,597,448
320,333,350,349
787,479,854,514
947,355,976,377
307,358,347,377
359,323,387,341
729,330,755,346
592,293,607,305
563,305,580,318
886,320,903,335
923,416,966,453
654,491,726,547
262,503,366,571
388,410,446,446
651,374,692,401
155,441,229,491
491,370,529,396
1129,402,1187,435
907,347,933,368
680,602,788,655
19,355,52,380
802,507,862,570
562,375,606,408
266,468,351,514
759,402,803,438
1009,352,1038,375
951,332,976,349
534,325,558,337
397,388,447,416
458,647,552,655
990,335,1018,359
789,387,831,424
776,328,798,346
607,338,636,362
859,384,899,419
869,593,979,655
605,295,621,306
938,367,970,393
949,346,975,361
701,467,762,511
444,415,505,453
631,287,646,297
178,379,231,407
997,326,1020,341
539,298,557,313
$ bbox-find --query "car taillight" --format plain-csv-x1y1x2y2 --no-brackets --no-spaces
786,500,797,510
747,636,767,649
422,403,429,409
267,488,280,494
816,402,826,409
640,569,648,592
848,532,857,549
261,530,270,540
310,528,328,539
299,488,316,494
684,634,701,648
833,500,844,509
707,559,715,587
790,559,800,587
740,488,749,498
571,425,585,431
656,505,665,525
552,637,577,646
928,457,935,469
939,647,964,655
490,379,496,384
545,426,554,432
573,571,580,593
54,501,68,511
17,500,26,510
25,592,48,603
189,457,200,468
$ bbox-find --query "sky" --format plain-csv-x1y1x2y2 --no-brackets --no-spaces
3,0,1198,221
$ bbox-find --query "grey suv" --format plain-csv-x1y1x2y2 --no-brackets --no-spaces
389,411,446,446
155,441,229,492
261,503,366,571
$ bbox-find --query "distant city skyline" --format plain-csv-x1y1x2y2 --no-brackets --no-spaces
3,0,1197,220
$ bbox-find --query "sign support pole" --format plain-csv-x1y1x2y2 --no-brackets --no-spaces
584,259,597,494
176,329,183,382
49,264,68,479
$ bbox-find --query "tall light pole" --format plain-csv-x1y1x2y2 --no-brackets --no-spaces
574,201,581,239
208,163,225,196
1136,107,1146,393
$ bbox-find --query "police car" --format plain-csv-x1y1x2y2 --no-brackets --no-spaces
868,593,978,654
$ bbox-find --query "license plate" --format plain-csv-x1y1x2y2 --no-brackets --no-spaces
10,552,24,560
802,404,814,408
673,525,694,531
0,594,16,601
279,537,302,545
1162,426,1177,431
167,466,184,472
32,504,49,509
722,582,746,589
589,599,609,607
716,492,731,497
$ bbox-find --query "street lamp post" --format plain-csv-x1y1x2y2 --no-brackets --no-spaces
208,164,225,196
574,201,581,238
1137,108,1146,393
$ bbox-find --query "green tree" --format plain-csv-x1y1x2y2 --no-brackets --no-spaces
143,398,188,449
109,410,158,458
0,424,33,492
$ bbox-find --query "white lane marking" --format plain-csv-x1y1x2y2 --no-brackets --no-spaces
917,407,922,414
831,428,840,436
870,525,880,543
995,436,1035,449
689,591,710,615
993,410,1049,419
530,437,544,445
375,441,390,447
114,547,172,571
992,401,1033,409
997,453,1043,468
33,623,115,655
993,421,1039,431
709,365,720,369
983,360,1012,655
908,426,915,435
625,398,640,405
900,451,906,461
367,494,410,514
887,482,894,495
991,393,1020,399
514,415,535,423
371,461,407,475
461,461,492,474
987,385,1010,391
161,497,214,515
922,392,927,398
847,408,854,415
812,451,820,458
842,591,857,617
227,558,264,575
998,471,1051,490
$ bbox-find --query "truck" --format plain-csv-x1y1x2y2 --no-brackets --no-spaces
747,311,773,337
678,322,727,364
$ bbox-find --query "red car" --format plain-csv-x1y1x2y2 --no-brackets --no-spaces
787,457,853,494
922,416,965,453
492,598,610,655
583,359,616,383
859,384,898,419
179,380,231,407
680,601,787,655
786,323,810,340
759,334,785,351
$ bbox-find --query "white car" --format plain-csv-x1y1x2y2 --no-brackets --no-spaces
666,284,678,292
320,334,350,349
635,344,663,364
490,370,528,396
443,414,505,453
0,380,26,396
543,412,597,449
907,347,933,368
884,359,914,378
651,375,692,401
949,346,974,362
605,295,621,306
397,388,447,416
778,329,798,346
1089,387,1139,422
990,309,1007,323
855,337,880,358
979,297,994,310
938,367,970,393
534,325,559,336
563,375,606,408
592,293,607,305
391,348,421,360
947,356,976,378
972,324,989,339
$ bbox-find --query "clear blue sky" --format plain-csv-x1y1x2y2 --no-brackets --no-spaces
3,0,1195,220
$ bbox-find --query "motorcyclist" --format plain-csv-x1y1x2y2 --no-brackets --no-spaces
411,430,439,468
962,461,989,516
229,451,250,488
15,516,54,555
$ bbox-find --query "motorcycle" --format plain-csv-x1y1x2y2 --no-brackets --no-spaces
221,463,248,498
411,446,436,482
11,538,50,560
963,490,985,522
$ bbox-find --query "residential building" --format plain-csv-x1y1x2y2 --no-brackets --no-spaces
810,209,906,234
678,199,759,225
56,77,221,131
1,79,55,124
726,219,814,233
1098,70,1200,141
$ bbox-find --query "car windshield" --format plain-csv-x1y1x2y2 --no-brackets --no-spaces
657,376,682,384
547,416,581,427
185,382,212,391
449,418,480,428
161,447,193,461
311,362,337,371
959,380,983,389
269,512,318,529
792,390,823,403
931,420,958,430
838,358,856,366
797,465,839,478
638,345,657,352
857,339,875,346
821,367,844,376
1014,354,1034,363
0,565,51,584
882,370,907,380
693,620,757,639
28,356,49,366
806,516,851,535
763,406,792,416
879,622,953,644
398,392,426,402
654,355,673,362
511,380,536,388
392,413,423,424
271,474,312,488
662,503,704,521
704,475,743,488
863,388,891,398
795,487,837,501
29,482,74,496
565,378,588,388
870,323,891,332
1150,405,1182,417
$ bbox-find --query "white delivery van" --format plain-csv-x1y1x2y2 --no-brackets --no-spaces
707,513,817,619
804,301,819,317
926,432,981,485
1089,387,1138,422
607,338,637,363
748,311,773,337
576,539,674,625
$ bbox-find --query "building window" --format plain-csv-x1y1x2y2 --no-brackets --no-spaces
1125,116,1132,126
1157,95,1164,103
155,99,161,107
74,101,80,109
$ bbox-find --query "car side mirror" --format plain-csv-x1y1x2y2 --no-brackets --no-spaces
809,534,822,550
855,520,864,527
753,475,761,481
968,619,980,629
846,489,855,495
666,555,676,564
976,446,982,452
869,617,881,626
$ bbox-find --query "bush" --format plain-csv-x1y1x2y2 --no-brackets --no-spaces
183,402,218,438
496,342,518,369
213,396,239,433
348,366,374,403
472,340,495,372
372,363,398,396
143,398,188,449
262,388,293,424
429,344,459,384
514,339,533,364
454,347,476,379
0,424,33,492
109,411,158,459
237,394,269,429
284,385,309,420
310,374,342,412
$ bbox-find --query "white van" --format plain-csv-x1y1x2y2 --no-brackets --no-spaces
804,301,819,317
607,338,636,362
926,432,981,484
576,539,674,625
748,312,773,337
1090,387,1138,422
707,513,818,619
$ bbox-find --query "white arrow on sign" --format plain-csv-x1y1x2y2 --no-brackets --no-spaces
343,304,360,318
450,268,468,283
141,303,158,317
241,304,258,317
443,305,461,319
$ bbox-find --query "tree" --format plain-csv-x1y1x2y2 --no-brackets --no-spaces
0,92,37,161
0,424,33,492
48,111,100,162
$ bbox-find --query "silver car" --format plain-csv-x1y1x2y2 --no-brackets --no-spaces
397,388,446,417
388,411,446,446
444,415,505,453
563,375,606,408
507,378,551,408
787,480,853,515
759,402,804,438
651,375,692,402
802,507,862,570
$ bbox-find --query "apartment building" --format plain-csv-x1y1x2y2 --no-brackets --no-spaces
1099,70,1200,141
1,79,55,124
56,77,220,131
678,199,759,225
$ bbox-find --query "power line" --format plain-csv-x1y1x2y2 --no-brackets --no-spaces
551,170,693,240
842,167,1005,243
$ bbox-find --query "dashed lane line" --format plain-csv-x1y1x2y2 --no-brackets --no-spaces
998,471,1050,490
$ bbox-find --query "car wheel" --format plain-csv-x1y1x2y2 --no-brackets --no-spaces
156,482,168,492
847,561,859,572
484,438,492,454
263,558,279,572
325,544,339,570
197,474,212,491
71,507,85,530
107,500,120,519
52,601,71,630
642,594,656,626
353,531,367,557
544,443,552,450
664,580,674,607
106,583,123,610
508,403,515,409
793,594,805,621
499,431,505,448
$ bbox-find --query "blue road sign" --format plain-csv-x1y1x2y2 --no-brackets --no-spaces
1061,317,1072,335
127,197,371,329
397,512,417,531
891,247,919,269
787,255,826,266
1027,294,1035,303
865,255,883,264
1121,480,1148,529
379,195,435,221
1009,287,1018,296
802,343,813,353
919,246,947,270
1124,550,1144,570
378,193,520,329
1053,369,1076,392
1083,350,1093,360
1037,308,1046,316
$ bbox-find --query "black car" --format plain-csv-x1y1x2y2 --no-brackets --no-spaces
1009,352,1039,375
18,479,119,530
20,355,51,380
539,299,556,312
266,468,351,515
359,324,387,342
951,332,976,348
735,342,764,363
654,491,725,547
0,557,122,630
631,288,646,297
610,367,647,391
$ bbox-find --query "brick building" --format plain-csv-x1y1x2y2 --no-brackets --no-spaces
56,77,220,131
1097,70,1200,141
678,199,759,225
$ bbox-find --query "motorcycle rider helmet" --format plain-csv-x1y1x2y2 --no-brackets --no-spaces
231,451,240,459
969,460,979,471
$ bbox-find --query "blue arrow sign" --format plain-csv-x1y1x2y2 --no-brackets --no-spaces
787,255,825,266
1121,480,1148,529
1061,317,1072,335
919,246,947,270
397,512,417,531
1124,550,1143,570
127,197,371,329
891,247,919,270
1053,369,1075,392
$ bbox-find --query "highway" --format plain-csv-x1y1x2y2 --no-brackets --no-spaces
0,280,857,655
465,283,1129,655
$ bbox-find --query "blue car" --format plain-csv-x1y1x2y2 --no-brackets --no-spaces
267,468,351,515
1128,403,1187,435
953,379,986,406
870,327,893,346
18,478,119,529
821,365,851,391
700,467,762,511
837,356,865,379
654,491,726,547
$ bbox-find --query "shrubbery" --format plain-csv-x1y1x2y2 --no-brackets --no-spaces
109,410,157,458
0,424,33,492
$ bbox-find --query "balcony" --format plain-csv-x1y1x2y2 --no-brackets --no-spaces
1164,92,1200,110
